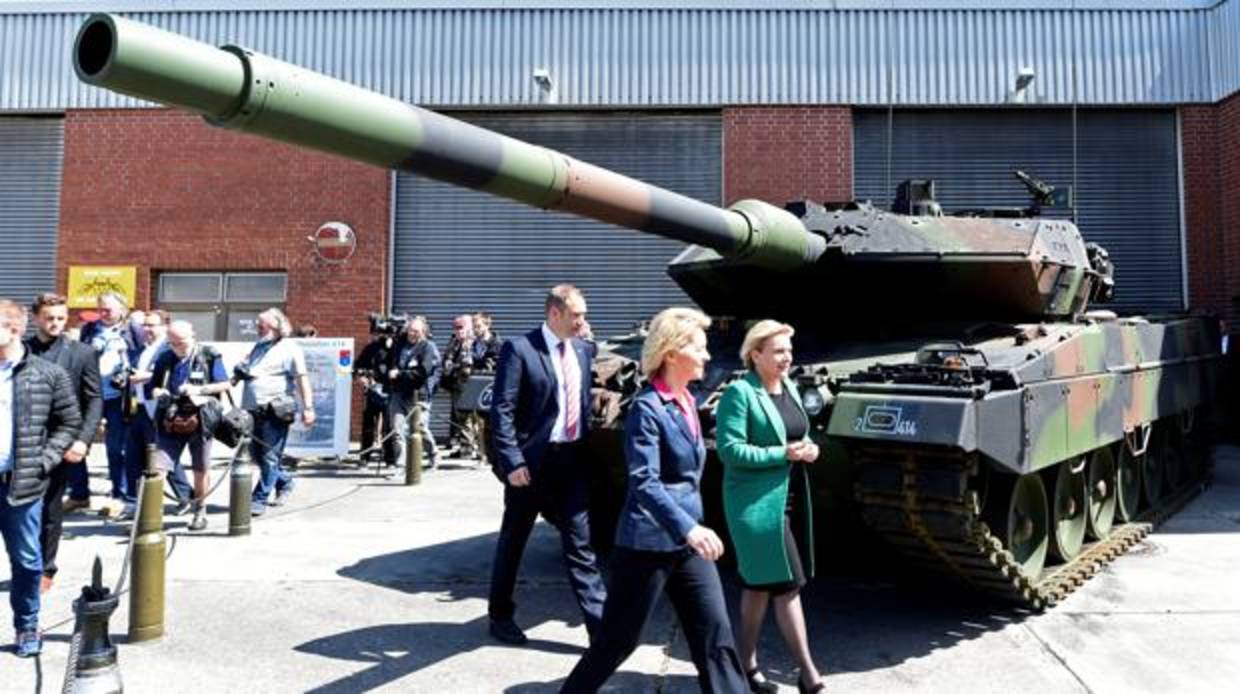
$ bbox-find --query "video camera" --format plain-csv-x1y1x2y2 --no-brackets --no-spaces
368,312,408,337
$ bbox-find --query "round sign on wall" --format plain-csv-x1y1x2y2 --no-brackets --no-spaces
310,221,357,263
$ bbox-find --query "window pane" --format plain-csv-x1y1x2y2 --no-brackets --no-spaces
225,273,286,302
168,310,218,342
226,309,262,342
159,274,221,303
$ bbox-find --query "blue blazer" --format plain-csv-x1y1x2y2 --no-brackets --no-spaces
489,327,593,479
614,386,706,552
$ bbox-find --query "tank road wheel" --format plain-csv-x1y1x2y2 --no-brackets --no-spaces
986,473,1049,579
1141,431,1164,507
1086,447,1117,540
1116,444,1143,523
1048,460,1088,561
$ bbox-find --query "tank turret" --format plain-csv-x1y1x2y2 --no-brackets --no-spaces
74,13,1109,322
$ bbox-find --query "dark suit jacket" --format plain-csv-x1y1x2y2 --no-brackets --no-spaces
489,327,593,478
25,335,104,449
613,386,705,552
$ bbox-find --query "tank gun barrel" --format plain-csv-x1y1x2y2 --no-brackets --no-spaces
73,14,824,269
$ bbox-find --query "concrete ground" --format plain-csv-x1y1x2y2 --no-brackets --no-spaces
4,446,1240,693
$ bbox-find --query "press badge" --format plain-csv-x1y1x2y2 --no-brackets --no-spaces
191,370,204,380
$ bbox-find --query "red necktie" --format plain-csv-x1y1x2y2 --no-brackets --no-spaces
559,341,580,440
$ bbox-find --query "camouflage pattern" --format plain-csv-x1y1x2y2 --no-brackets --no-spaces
74,14,1224,606
827,316,1220,475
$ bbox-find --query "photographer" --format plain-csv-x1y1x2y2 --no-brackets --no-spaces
442,315,476,452
356,313,403,464
385,315,441,469
78,291,136,513
149,321,230,531
237,308,315,516
117,309,170,521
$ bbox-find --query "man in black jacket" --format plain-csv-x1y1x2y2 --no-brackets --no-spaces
25,293,103,595
355,329,396,463
385,316,441,468
1,299,82,657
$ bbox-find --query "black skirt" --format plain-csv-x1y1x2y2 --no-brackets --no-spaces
739,513,806,596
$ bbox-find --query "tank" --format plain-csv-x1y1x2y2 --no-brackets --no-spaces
73,14,1222,609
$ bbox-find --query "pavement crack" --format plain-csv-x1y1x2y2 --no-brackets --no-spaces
1022,622,1094,694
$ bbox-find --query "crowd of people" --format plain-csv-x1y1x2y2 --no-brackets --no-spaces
355,311,502,468
0,293,314,658
3,284,829,692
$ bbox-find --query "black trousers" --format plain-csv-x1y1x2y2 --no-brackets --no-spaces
561,546,746,693
39,464,69,579
360,400,385,457
488,443,606,635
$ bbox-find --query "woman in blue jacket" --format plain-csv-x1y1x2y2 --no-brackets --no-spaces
561,307,745,694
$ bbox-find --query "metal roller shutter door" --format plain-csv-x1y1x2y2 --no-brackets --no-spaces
0,117,62,303
393,111,720,439
854,109,1183,315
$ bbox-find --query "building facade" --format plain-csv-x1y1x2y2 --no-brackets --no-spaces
2,1,1239,430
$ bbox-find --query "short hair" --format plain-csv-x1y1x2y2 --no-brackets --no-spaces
545,284,583,314
97,291,129,313
739,319,795,369
32,293,68,313
147,309,170,325
167,319,195,337
258,307,292,338
295,323,318,338
0,299,29,332
640,307,711,378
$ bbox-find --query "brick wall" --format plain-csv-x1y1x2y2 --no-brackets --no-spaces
1221,92,1240,329
722,106,852,205
1181,105,1225,317
58,108,390,435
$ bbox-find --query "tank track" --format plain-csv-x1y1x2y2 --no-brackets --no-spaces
854,448,1209,610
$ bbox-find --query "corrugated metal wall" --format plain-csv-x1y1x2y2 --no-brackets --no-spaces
3,4,1238,111
0,117,62,303
854,108,1183,315
392,111,717,339
392,111,718,440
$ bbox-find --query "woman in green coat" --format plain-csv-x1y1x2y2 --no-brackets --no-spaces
716,319,826,694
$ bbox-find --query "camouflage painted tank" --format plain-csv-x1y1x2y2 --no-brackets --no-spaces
74,14,1222,609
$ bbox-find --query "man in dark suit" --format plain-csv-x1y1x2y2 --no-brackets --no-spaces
487,284,606,645
24,293,103,594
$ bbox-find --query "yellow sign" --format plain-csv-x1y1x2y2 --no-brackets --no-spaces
66,266,137,309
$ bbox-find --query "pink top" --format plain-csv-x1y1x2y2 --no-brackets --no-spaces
651,375,701,441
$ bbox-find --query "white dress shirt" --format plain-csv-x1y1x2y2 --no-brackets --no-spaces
541,322,581,443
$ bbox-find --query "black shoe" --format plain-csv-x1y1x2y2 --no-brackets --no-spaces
488,617,528,645
746,668,779,694
797,674,826,694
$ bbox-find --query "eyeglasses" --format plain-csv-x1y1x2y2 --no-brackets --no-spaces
143,322,162,328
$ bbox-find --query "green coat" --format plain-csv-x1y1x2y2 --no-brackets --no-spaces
716,371,815,586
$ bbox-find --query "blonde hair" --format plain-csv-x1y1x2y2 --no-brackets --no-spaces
641,307,711,378
740,319,795,369
0,299,28,331
259,307,293,338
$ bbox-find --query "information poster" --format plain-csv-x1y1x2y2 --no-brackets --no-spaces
66,266,137,308
207,338,354,459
